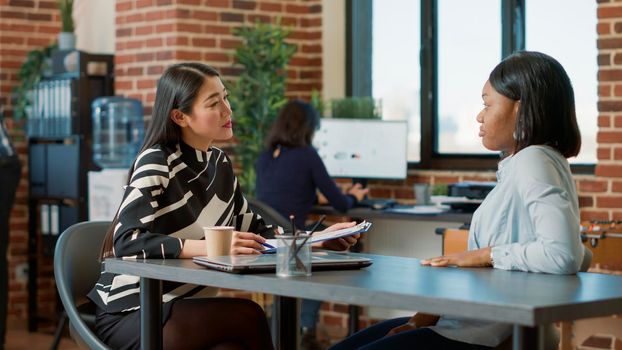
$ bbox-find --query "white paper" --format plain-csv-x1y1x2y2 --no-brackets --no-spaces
263,221,372,253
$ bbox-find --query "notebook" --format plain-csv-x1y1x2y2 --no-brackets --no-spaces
193,251,373,274
261,220,373,254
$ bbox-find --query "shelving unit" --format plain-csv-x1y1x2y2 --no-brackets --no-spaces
27,50,113,331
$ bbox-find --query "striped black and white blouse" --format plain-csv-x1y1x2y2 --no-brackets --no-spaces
88,141,274,313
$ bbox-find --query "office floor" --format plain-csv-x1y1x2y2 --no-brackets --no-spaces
5,329,78,350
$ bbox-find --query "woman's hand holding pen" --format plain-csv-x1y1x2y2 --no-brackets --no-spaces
420,247,493,268
231,231,266,255
313,221,360,251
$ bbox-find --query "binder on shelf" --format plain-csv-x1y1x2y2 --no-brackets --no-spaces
50,204,60,236
40,204,50,235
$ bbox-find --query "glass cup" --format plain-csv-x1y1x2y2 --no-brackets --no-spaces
203,226,233,257
276,234,312,277
414,183,431,206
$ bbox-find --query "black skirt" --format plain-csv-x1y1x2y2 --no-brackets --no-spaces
95,301,175,350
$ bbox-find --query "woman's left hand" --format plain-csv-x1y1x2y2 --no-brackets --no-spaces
420,247,492,268
312,221,360,251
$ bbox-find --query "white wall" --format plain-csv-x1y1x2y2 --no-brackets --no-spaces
322,0,346,112
74,0,115,54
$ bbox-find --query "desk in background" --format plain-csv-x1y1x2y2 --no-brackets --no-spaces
312,205,472,258
106,253,622,350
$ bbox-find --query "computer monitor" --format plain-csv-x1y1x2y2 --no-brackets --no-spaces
312,118,408,180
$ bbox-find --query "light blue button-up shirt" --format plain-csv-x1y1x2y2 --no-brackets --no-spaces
431,145,583,347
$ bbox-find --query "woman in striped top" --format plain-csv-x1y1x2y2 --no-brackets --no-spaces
88,63,358,350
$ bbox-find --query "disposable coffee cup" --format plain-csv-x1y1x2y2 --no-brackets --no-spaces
203,226,234,257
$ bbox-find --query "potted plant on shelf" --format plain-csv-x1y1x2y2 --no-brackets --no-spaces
228,21,296,195
12,44,56,122
57,0,75,50
331,96,382,119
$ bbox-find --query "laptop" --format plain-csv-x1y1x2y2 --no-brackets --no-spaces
193,251,373,274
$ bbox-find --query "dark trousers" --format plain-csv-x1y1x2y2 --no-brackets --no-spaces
0,156,21,349
328,317,493,350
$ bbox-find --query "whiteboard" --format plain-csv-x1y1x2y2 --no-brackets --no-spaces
312,119,408,179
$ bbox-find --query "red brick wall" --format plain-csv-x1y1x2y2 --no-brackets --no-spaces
0,0,60,325
594,0,622,221
114,0,323,118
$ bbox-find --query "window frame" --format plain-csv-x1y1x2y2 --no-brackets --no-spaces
347,0,595,174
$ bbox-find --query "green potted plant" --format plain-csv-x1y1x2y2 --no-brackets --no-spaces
57,0,75,50
228,21,296,195
12,44,56,121
331,96,381,119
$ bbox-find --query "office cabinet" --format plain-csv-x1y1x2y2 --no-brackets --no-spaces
27,50,113,331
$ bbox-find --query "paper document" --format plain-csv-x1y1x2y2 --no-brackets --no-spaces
262,221,372,254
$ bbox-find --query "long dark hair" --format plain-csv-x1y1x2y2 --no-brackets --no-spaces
488,51,581,158
265,99,320,149
100,63,221,259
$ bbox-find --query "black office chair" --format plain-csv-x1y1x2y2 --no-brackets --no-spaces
246,197,290,237
54,221,111,350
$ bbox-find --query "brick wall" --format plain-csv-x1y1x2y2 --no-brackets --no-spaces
114,0,322,119
594,0,622,221
0,0,60,326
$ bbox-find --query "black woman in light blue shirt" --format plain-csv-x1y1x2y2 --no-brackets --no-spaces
330,51,584,350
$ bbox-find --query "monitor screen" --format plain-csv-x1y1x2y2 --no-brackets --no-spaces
312,119,408,179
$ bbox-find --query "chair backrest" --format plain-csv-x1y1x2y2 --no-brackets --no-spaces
54,221,111,350
579,245,593,272
246,197,290,238
435,228,469,255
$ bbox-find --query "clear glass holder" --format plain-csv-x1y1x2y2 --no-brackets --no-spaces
275,234,311,277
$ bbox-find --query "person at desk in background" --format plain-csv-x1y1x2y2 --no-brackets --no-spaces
255,100,368,349
87,63,359,350
256,99,368,229
0,105,21,350
329,51,585,350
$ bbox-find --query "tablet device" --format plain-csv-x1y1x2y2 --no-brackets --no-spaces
193,251,372,274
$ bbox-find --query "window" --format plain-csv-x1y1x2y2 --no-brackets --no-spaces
353,0,597,171
437,0,501,155
372,0,421,161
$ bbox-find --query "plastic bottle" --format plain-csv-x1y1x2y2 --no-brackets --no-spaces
91,96,144,168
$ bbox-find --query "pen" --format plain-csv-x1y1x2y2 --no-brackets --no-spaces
289,214,297,236
291,215,325,260
261,241,275,249
307,215,326,236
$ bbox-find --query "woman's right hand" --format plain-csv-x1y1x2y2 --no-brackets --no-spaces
231,231,266,255
385,313,440,337
346,183,369,202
